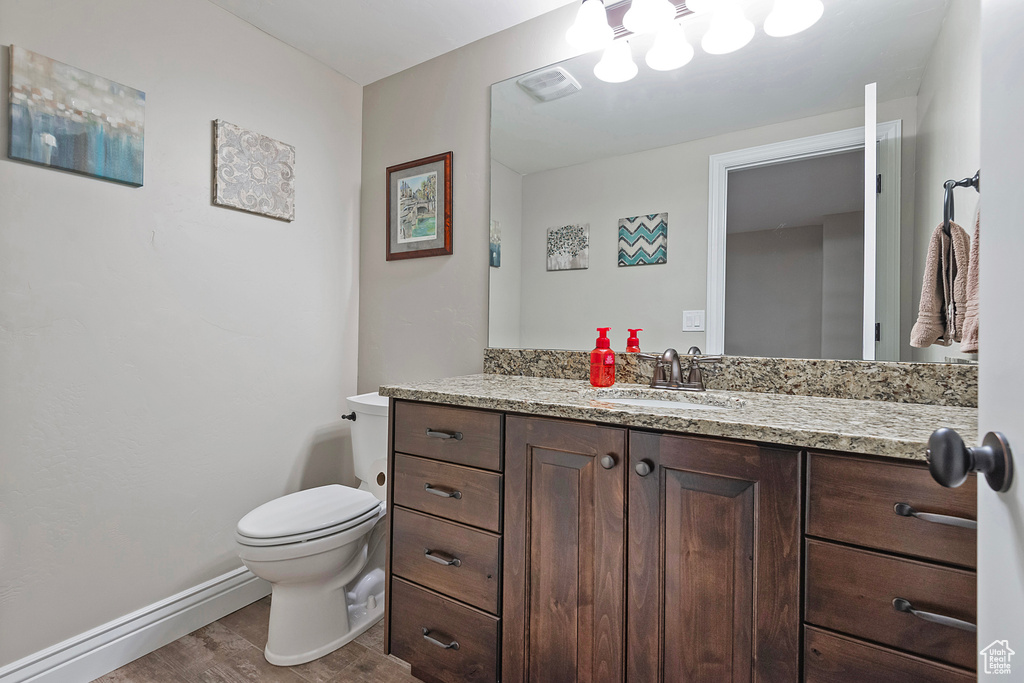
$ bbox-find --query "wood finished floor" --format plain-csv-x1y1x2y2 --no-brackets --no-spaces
92,596,418,682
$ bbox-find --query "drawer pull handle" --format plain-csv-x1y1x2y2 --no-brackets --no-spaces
424,549,462,567
894,502,977,530
892,598,976,632
426,429,463,441
422,628,460,650
424,483,462,499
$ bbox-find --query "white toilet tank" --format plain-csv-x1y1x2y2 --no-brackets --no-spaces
346,392,390,501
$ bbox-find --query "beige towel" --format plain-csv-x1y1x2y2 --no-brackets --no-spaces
910,221,971,347
961,203,980,353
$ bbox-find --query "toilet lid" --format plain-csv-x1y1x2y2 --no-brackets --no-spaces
237,485,381,541
346,391,389,417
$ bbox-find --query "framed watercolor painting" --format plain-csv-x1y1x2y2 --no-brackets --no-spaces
386,151,453,260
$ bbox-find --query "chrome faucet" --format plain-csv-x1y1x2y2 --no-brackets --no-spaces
637,346,722,391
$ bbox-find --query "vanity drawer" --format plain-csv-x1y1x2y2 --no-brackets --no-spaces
804,626,974,683
390,578,499,683
805,539,976,670
393,454,502,532
391,507,501,614
394,401,503,471
806,452,976,568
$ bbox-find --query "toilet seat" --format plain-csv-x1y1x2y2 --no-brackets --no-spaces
237,484,382,547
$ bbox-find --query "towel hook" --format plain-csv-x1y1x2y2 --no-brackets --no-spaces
942,170,981,236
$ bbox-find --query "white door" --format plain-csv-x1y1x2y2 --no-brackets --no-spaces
978,0,1024,672
863,82,901,362
862,83,877,360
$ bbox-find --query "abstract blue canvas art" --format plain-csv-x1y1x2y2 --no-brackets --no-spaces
8,46,145,186
489,220,501,267
618,213,668,266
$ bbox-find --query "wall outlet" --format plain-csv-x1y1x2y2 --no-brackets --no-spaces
683,310,705,332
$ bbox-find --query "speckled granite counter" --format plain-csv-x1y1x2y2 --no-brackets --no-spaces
484,348,978,407
379,374,979,461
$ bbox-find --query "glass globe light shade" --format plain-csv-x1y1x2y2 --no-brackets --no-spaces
685,0,714,14
763,0,824,37
623,0,676,35
701,4,755,54
594,40,639,83
566,0,614,52
646,22,695,71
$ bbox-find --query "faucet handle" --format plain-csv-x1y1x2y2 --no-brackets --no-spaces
635,353,668,384
694,355,723,364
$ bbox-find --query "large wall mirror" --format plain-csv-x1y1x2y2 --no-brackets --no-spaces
488,0,979,363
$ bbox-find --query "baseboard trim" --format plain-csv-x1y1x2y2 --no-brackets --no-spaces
0,567,271,683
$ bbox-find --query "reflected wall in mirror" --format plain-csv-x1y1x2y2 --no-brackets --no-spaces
489,0,979,363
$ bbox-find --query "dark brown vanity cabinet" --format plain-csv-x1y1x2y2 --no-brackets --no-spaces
803,453,977,682
628,431,802,682
386,400,977,683
502,416,627,683
500,418,801,683
386,401,505,683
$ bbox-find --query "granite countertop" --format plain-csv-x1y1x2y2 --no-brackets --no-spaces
379,374,979,461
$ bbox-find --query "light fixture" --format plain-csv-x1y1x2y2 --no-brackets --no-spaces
700,2,754,54
763,0,824,37
594,40,639,83
646,21,695,71
623,0,676,35
566,0,614,52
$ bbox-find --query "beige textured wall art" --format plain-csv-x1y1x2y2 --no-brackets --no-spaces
213,119,295,221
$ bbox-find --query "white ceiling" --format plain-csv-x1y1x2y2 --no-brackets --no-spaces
207,0,578,85
492,0,953,174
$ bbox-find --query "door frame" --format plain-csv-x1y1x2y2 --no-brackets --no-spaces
705,121,902,359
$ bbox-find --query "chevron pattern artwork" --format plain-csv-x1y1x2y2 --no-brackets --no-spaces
618,213,668,266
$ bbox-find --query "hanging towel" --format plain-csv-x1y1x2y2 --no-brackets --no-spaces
910,221,971,347
961,203,981,353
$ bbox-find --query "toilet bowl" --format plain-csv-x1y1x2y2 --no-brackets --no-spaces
236,391,391,666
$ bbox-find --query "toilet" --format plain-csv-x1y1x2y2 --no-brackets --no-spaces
235,391,390,666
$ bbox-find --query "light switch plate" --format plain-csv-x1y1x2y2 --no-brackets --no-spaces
683,310,705,332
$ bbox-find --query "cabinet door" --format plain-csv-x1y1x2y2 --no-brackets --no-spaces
628,432,801,682
503,416,626,683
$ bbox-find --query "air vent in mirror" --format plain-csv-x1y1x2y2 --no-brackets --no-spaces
517,67,582,103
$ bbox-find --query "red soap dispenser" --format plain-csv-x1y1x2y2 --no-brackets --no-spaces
626,329,643,353
590,327,616,387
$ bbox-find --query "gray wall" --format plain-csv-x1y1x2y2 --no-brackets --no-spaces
821,212,866,359
912,0,980,361
0,0,362,666
357,5,579,392
487,160,523,348
726,225,825,358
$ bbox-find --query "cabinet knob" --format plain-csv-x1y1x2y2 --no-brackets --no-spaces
600,455,616,469
635,460,653,477
927,428,1013,492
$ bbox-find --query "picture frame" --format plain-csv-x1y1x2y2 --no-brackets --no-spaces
386,151,453,260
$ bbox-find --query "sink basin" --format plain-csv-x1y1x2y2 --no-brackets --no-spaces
584,387,745,411
600,398,725,411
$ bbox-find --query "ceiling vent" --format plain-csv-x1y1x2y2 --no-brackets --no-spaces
517,67,582,103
